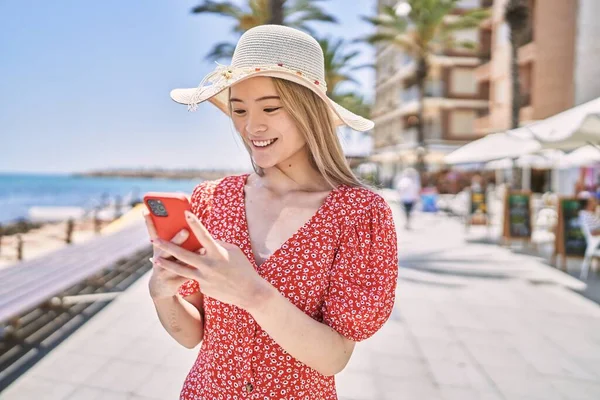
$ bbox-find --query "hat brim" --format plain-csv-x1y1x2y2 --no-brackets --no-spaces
170,70,374,132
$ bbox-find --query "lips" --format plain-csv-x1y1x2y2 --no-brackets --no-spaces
251,138,278,148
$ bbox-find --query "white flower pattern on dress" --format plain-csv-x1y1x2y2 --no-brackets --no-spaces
177,174,398,400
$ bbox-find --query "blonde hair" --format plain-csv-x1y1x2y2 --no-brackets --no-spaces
229,78,365,189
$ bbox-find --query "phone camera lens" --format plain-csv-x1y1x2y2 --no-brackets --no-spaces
148,199,168,217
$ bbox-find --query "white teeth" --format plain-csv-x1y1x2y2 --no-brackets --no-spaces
252,139,276,147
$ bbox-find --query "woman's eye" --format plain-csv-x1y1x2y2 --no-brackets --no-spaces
264,107,281,113
233,109,246,115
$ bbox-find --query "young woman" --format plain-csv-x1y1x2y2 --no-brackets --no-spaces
144,24,398,400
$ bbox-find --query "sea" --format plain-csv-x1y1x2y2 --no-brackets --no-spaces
0,173,201,224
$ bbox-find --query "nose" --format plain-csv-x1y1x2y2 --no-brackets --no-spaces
245,110,268,135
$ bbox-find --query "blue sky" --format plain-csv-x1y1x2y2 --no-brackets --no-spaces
0,0,376,174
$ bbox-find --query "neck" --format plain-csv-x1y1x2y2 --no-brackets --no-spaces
258,148,330,194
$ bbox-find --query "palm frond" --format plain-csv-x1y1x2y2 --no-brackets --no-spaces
349,63,375,71
191,0,243,18
443,8,490,31
331,91,372,119
204,41,236,61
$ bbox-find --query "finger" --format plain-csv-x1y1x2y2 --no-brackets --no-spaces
153,238,205,268
143,210,158,239
184,210,219,254
171,229,189,244
154,256,200,281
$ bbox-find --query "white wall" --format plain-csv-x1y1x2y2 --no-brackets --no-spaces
574,0,600,105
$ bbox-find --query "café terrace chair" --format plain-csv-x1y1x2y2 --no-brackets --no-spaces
578,213,600,280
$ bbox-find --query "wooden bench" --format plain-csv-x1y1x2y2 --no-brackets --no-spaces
0,222,150,326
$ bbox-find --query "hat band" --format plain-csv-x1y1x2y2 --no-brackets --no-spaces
187,62,327,111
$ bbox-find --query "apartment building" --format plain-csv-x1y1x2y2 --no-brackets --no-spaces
475,0,600,135
371,0,489,184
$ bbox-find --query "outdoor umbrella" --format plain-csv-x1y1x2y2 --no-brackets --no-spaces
562,144,600,167
484,157,513,170
517,98,600,150
444,131,541,164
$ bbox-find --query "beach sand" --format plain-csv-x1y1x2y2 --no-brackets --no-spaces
0,205,147,269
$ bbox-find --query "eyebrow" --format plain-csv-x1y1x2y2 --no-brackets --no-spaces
229,95,281,103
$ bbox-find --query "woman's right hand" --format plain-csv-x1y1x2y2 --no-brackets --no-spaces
143,210,192,300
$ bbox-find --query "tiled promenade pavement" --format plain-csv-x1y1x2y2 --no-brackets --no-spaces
2,191,600,399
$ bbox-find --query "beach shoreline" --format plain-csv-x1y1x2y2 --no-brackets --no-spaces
0,205,147,270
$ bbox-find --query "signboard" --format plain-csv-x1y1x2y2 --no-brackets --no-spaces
466,189,488,228
554,197,586,269
561,199,586,256
503,192,532,239
470,190,487,216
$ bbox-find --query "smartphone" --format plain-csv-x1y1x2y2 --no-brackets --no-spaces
143,192,202,252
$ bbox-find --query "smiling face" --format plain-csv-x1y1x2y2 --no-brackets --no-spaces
229,76,308,170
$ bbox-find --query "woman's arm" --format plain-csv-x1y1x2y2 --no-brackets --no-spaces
152,292,204,349
246,283,355,377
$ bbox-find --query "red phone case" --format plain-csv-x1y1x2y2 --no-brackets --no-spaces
143,192,202,252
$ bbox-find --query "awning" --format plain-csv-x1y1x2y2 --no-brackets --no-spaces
562,144,600,167
484,157,513,170
511,98,600,150
444,131,541,164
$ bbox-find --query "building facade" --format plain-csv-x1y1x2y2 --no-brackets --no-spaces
371,0,489,185
475,0,600,135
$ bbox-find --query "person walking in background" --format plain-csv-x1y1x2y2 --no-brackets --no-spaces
143,25,398,399
397,168,420,229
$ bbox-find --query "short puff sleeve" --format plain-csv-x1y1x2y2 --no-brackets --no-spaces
322,195,398,342
177,180,217,297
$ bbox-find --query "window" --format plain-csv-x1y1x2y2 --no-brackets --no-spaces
452,29,478,46
451,110,476,136
451,68,478,95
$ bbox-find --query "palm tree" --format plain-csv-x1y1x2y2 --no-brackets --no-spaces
191,0,337,60
190,2,371,118
332,92,371,119
361,0,488,172
318,37,372,118
269,0,285,24
504,0,529,129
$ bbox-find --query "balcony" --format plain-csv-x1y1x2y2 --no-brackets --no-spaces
479,50,491,62
475,61,491,81
518,41,537,65
520,105,534,123
474,114,491,134
400,81,445,103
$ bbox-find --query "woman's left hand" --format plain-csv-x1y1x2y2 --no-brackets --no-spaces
152,210,268,310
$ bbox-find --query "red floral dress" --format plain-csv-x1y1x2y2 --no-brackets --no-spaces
177,174,398,400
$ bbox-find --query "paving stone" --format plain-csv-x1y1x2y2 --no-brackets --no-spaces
374,376,442,400
335,371,378,400
438,386,504,400
84,359,155,393
0,377,76,400
65,386,130,400
549,377,600,400
132,365,187,399
29,351,110,385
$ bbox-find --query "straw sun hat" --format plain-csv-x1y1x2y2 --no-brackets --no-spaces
170,24,374,132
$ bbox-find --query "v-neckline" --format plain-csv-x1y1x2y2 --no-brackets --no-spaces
239,174,340,269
